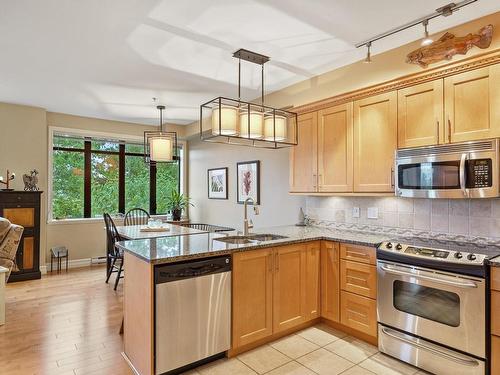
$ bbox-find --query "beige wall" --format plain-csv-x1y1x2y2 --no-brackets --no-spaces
0,102,182,266
188,139,305,229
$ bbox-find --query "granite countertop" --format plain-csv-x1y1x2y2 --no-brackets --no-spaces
116,225,389,265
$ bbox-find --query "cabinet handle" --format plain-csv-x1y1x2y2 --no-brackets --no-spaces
391,167,395,188
268,253,273,272
275,252,279,271
448,118,452,143
436,120,439,144
312,174,317,188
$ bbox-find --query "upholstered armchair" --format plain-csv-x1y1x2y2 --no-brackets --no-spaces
0,217,24,281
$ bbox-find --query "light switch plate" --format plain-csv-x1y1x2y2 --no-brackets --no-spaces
367,207,379,219
352,207,360,218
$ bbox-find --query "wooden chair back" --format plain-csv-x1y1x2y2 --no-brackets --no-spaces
124,208,150,226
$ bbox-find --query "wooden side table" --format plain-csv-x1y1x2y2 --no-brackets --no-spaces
0,266,8,325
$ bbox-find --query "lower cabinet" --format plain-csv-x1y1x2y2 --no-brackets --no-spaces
340,291,377,337
492,335,500,374
232,248,274,348
320,241,340,322
232,242,320,350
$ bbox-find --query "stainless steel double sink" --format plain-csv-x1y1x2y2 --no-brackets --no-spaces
214,233,288,244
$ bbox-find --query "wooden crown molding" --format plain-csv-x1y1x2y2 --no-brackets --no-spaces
294,48,500,115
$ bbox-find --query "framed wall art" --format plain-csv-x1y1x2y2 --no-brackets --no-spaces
207,167,228,199
236,160,260,204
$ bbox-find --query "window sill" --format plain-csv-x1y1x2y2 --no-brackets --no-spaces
47,214,172,226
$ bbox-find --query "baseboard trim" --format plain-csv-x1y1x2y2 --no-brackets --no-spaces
44,258,104,272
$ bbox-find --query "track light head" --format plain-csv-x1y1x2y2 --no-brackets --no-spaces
364,42,372,63
421,19,433,46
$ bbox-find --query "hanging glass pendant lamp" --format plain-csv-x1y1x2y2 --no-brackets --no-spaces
200,49,298,148
144,105,178,164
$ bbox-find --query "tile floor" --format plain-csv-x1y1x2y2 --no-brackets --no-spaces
184,324,431,375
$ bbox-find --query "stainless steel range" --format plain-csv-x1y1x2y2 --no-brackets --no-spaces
377,238,500,375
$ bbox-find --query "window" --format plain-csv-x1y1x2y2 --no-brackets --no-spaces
51,133,182,219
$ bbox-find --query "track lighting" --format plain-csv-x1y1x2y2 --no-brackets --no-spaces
364,42,372,63
421,19,433,46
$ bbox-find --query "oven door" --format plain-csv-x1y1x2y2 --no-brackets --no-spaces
377,261,485,358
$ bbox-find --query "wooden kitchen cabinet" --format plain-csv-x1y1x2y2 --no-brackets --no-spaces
232,248,274,348
304,241,321,320
273,244,307,333
340,243,376,265
321,241,340,322
340,260,377,299
398,80,444,148
340,290,377,337
317,103,353,192
353,91,397,192
445,65,500,143
290,112,318,192
492,335,500,375
491,290,500,336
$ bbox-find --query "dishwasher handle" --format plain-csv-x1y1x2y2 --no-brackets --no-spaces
155,255,231,284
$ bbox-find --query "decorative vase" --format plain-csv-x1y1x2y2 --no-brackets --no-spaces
172,208,182,221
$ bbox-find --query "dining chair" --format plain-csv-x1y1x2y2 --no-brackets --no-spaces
124,208,150,226
103,213,124,290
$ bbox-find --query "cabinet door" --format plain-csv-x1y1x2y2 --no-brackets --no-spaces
290,112,318,192
232,248,274,348
321,241,340,322
398,80,444,148
445,66,500,143
304,241,321,320
340,243,376,265
318,103,353,192
353,91,397,192
273,244,306,333
340,291,377,337
340,260,377,299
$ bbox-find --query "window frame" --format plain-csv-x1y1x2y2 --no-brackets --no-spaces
48,127,186,222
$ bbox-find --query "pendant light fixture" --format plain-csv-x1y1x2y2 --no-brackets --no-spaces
363,42,372,63
144,105,178,164
421,19,434,46
200,49,298,148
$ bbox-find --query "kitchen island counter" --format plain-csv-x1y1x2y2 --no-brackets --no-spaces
116,225,388,264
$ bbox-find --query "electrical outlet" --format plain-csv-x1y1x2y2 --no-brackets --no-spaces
352,207,360,218
367,207,379,219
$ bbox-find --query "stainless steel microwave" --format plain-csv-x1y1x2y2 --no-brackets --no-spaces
395,139,499,198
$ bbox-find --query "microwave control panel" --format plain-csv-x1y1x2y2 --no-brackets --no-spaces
466,159,492,188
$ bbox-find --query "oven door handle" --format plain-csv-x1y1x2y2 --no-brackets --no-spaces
459,153,468,197
380,264,478,288
381,327,480,367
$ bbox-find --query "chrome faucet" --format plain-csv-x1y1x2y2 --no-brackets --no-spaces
243,197,259,235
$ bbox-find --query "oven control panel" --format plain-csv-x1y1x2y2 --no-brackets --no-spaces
378,241,487,265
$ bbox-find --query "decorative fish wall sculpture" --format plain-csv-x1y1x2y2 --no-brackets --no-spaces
406,24,493,68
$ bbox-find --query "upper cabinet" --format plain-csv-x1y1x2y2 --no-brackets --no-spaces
398,80,444,148
445,66,500,143
289,112,317,192
318,103,353,192
353,91,397,192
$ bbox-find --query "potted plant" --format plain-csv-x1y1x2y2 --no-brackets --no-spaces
166,190,193,221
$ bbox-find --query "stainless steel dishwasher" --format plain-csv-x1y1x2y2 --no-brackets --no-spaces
154,255,231,374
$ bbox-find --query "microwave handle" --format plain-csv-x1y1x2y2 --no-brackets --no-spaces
459,153,468,197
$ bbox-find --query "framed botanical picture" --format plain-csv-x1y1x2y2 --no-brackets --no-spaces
237,160,260,204
207,167,228,199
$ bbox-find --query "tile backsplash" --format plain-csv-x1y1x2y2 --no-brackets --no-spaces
305,196,500,239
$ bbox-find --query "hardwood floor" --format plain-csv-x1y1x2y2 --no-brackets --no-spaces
0,265,133,375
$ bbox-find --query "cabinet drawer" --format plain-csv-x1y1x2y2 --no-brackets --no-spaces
492,291,500,336
340,291,377,337
492,267,500,291
0,193,36,203
493,335,500,375
3,207,35,228
340,260,377,299
340,243,376,265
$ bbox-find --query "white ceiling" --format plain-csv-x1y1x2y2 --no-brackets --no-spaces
1,0,499,125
